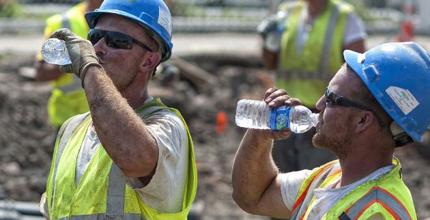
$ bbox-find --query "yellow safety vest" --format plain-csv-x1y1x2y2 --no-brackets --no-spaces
45,98,198,219
290,159,417,220
39,2,90,127
276,0,352,107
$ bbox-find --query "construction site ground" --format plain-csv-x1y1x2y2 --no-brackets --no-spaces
1,32,430,219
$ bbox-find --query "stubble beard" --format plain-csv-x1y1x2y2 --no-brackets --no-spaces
312,121,353,160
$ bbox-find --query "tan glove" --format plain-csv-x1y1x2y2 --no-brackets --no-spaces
50,28,101,82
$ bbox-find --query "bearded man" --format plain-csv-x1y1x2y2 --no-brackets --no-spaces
231,42,428,219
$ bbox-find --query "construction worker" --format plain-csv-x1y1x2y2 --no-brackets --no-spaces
39,0,197,219
258,0,367,175
232,42,427,219
34,0,102,130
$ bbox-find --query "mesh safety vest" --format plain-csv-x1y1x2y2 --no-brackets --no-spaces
39,2,90,127
45,98,198,219
276,0,352,107
290,159,417,220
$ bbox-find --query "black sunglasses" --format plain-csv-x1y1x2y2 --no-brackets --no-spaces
88,29,153,52
324,88,386,126
324,88,373,112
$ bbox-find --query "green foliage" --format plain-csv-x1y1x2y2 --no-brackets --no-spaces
0,0,21,18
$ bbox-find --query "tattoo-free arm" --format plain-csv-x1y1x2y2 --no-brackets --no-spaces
232,129,291,218
83,65,158,179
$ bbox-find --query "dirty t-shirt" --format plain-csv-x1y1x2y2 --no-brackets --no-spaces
77,97,189,213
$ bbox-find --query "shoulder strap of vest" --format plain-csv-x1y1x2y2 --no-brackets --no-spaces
135,98,169,117
319,1,342,76
49,112,89,212
56,113,89,156
341,186,413,220
290,160,337,219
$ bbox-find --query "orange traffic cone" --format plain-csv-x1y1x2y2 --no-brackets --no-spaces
396,20,414,42
216,111,228,135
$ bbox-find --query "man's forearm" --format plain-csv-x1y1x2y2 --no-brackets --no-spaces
82,66,158,178
232,129,278,212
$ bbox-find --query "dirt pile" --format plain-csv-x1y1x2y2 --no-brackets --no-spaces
0,52,429,219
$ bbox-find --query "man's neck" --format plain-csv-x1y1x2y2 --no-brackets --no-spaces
124,91,149,110
337,144,394,187
307,0,329,18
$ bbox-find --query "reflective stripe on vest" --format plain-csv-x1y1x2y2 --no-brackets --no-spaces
319,4,339,78
58,74,82,93
49,113,88,213
61,13,71,29
55,165,145,220
58,214,141,220
290,161,337,219
343,186,413,220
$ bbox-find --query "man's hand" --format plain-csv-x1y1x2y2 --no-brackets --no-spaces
50,28,101,82
261,87,302,140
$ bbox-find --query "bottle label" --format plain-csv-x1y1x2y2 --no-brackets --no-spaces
269,106,290,130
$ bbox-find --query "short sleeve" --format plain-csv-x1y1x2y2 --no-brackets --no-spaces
279,169,312,210
343,12,367,46
125,109,189,212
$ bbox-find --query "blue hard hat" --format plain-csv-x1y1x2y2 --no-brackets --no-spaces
344,42,430,142
85,0,173,61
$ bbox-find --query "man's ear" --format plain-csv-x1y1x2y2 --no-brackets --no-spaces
141,51,161,72
355,111,376,133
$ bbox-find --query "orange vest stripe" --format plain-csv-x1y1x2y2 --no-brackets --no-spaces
344,186,412,220
290,162,336,219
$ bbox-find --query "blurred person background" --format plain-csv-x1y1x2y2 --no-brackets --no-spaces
257,0,366,186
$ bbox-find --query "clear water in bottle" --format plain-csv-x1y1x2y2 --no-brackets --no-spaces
235,99,271,129
288,105,319,133
41,38,72,65
235,99,319,133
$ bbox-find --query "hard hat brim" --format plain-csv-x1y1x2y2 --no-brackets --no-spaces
343,50,363,78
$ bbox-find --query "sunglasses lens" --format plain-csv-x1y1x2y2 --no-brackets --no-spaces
88,30,133,50
325,90,334,105
106,32,133,49
88,30,104,45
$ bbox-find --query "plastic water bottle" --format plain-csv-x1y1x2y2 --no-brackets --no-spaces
235,99,318,133
41,38,71,65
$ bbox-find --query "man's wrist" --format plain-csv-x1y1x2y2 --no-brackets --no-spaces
80,62,104,88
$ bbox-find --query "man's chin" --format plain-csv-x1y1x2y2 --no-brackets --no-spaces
312,132,332,149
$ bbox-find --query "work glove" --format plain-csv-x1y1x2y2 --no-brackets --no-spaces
50,28,101,82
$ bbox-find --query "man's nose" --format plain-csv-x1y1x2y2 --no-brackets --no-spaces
315,95,326,112
93,38,107,57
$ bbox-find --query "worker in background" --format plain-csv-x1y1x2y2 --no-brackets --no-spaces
257,0,367,177
232,41,426,219
39,0,197,219
34,0,102,133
